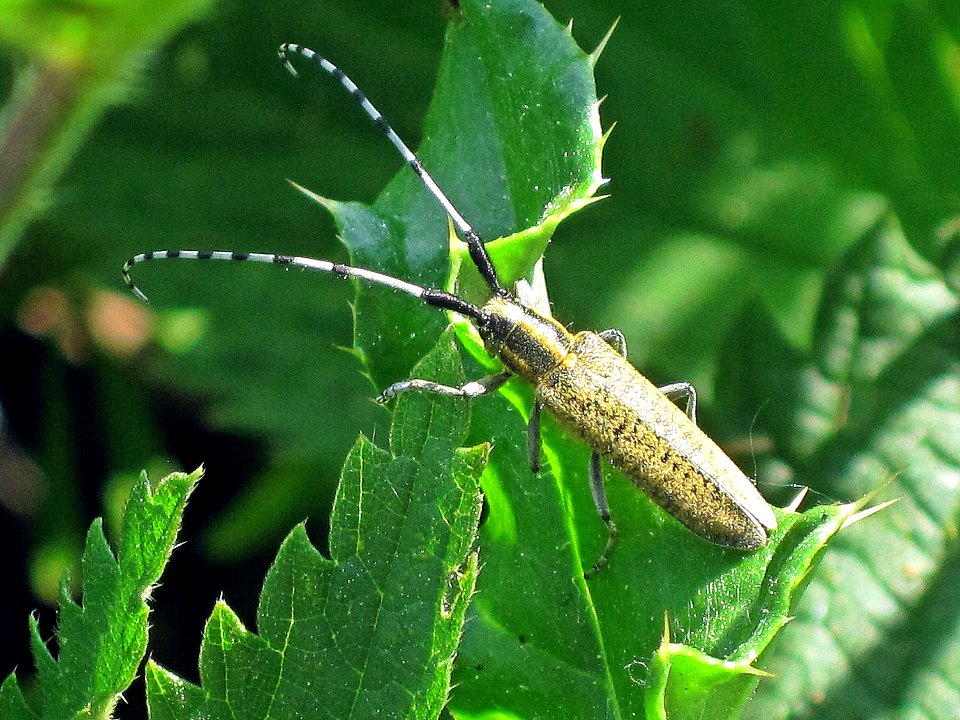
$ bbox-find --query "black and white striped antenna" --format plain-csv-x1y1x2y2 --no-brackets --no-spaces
122,43,506,307
121,249,482,318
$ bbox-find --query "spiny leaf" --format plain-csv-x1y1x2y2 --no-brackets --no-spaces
1,469,201,720
146,335,486,719
317,0,606,389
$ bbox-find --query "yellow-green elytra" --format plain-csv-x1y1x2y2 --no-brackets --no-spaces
122,44,777,575
476,297,776,556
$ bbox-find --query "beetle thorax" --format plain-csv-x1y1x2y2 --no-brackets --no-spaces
477,296,575,384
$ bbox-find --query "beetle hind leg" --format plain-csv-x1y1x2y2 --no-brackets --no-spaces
598,328,627,356
585,452,619,578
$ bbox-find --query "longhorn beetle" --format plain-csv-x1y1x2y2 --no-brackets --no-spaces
123,43,778,575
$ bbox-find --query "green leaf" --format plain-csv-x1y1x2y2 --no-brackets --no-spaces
444,336,863,719
0,0,216,263
1,674,38,720
241,2,861,718
317,0,606,389
1,468,200,720
146,334,487,719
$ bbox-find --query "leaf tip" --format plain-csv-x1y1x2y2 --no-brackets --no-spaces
840,497,899,531
589,17,620,67
288,179,338,211
784,486,809,513
600,120,617,150
740,664,775,678
835,473,902,533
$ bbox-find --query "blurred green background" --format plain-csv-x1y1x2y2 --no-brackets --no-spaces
1,1,958,718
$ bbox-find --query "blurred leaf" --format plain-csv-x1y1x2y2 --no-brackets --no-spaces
0,0,216,261
146,335,486,719
548,0,960,395
0,468,200,719
734,214,960,719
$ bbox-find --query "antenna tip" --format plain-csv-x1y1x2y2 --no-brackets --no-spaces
278,43,299,77
122,261,151,304
124,281,151,304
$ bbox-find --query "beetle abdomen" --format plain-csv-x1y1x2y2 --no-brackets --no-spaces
537,332,776,550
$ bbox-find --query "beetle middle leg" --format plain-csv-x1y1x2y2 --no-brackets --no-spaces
597,328,698,422
587,330,701,575
657,381,698,423
578,328,632,577
377,370,511,403
527,401,544,472
526,329,629,475
585,452,620,578
598,328,627,356
526,397,618,577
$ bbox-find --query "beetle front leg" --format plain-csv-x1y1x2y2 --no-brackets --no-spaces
377,371,511,403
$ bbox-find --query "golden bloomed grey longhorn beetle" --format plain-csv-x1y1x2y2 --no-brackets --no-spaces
122,44,778,574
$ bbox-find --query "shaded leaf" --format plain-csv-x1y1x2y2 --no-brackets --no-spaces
730,214,960,719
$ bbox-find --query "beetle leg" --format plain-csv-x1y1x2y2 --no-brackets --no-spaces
589,327,628,577
599,328,698,421
585,452,619,578
598,328,699,423
527,401,544,472
657,382,698,423
376,371,511,403
598,328,627,357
